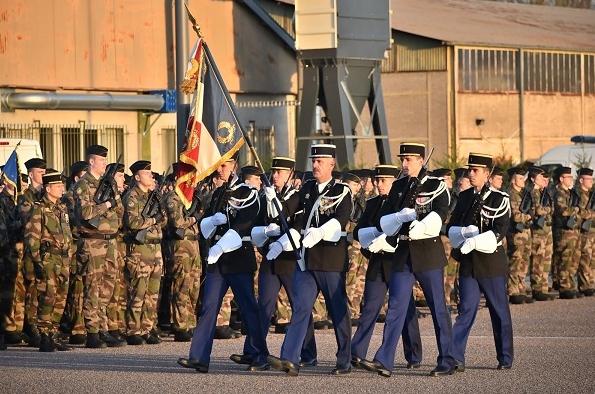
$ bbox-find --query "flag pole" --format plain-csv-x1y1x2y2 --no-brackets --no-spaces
183,3,301,259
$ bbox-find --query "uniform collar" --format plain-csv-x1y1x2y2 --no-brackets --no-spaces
317,178,332,193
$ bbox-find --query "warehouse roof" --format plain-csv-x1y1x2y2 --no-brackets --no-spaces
391,0,595,52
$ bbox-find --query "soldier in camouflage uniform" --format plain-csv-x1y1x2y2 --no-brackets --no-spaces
552,167,581,299
60,161,89,344
25,170,74,352
528,167,556,301
165,176,201,342
75,145,125,348
575,168,595,297
123,160,167,345
506,167,534,304
5,158,46,347
343,172,368,323
105,163,127,342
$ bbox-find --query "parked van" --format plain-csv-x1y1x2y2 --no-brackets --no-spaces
0,138,44,174
536,136,595,175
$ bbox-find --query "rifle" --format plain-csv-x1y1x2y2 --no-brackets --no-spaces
135,171,167,243
515,180,533,232
580,189,595,232
534,187,552,229
93,153,123,204
174,181,204,240
565,188,580,230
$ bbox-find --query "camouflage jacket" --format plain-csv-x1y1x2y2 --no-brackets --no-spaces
123,185,166,244
17,184,44,239
165,190,199,239
24,195,73,263
578,188,594,233
553,185,579,230
508,187,532,229
75,171,123,235
531,187,553,231
61,188,81,240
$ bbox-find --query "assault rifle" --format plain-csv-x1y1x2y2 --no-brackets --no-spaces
580,190,595,232
135,171,167,243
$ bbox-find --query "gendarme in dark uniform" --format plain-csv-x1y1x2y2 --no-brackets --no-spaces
363,143,455,377
231,157,317,367
179,161,269,373
351,165,423,373
447,152,513,371
268,144,353,376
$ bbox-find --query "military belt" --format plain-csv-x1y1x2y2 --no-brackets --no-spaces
214,235,252,242
80,232,118,240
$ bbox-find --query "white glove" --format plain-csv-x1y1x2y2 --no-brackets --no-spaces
212,212,227,225
264,223,281,237
266,241,283,260
461,225,480,238
207,244,224,264
380,207,417,236
264,186,276,202
357,227,382,249
368,234,396,254
408,211,443,240
462,230,498,254
301,227,325,248
408,220,426,240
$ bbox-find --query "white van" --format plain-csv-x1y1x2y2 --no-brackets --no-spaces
536,136,595,175
0,138,44,174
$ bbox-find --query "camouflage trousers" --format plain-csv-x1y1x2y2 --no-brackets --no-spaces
577,231,595,292
106,240,127,332
507,229,532,296
345,242,368,319
65,240,85,335
312,293,328,322
442,235,459,305
35,255,70,335
5,242,38,333
554,230,581,292
530,230,553,293
413,282,425,302
170,240,201,331
275,286,291,325
216,289,233,326
125,243,163,336
79,238,118,334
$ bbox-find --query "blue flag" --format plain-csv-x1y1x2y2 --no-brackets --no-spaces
2,148,20,192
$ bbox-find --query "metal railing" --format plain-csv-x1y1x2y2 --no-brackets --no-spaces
0,121,125,173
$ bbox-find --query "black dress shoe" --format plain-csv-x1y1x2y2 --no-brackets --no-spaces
406,362,421,369
247,361,270,371
267,355,299,376
299,358,318,367
351,356,363,368
177,357,208,373
430,365,455,376
230,353,253,365
454,361,465,373
497,363,512,370
360,359,391,377
330,365,351,375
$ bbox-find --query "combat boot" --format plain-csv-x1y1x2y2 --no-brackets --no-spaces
100,331,127,347
0,333,6,350
23,324,41,348
39,333,55,352
174,330,192,342
85,332,107,349
214,325,236,339
143,332,162,345
126,334,146,345
509,294,526,304
69,334,86,345
52,334,74,351
4,331,23,345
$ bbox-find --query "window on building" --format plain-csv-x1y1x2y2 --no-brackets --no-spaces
458,48,517,92
586,55,595,96
523,51,581,94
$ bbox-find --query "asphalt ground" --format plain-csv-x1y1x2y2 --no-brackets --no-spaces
1,297,594,394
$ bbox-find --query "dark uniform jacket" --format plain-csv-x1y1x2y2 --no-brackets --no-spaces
354,194,392,282
205,182,264,274
377,174,449,273
294,178,352,272
447,185,510,279
261,185,301,276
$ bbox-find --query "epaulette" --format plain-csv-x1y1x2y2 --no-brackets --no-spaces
489,187,509,198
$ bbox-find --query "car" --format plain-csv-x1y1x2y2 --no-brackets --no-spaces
0,138,44,174
536,136,595,175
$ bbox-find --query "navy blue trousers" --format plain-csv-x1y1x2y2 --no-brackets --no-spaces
351,278,422,364
374,263,454,371
452,275,513,366
188,271,268,365
280,269,351,367
241,265,317,362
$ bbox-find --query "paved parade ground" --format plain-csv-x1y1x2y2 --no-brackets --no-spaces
1,297,594,394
